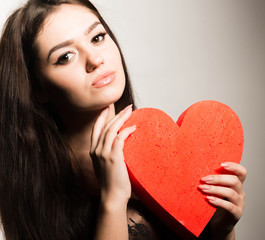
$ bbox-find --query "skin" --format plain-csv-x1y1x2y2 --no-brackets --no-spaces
34,4,247,240
200,162,247,240
35,4,133,239
35,5,126,114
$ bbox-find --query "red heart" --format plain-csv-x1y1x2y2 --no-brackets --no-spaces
122,100,244,239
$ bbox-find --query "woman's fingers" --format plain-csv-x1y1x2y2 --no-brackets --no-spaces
90,107,110,153
104,104,133,130
199,183,245,221
206,196,243,220
199,162,247,222
96,105,133,155
220,162,247,183
90,104,132,154
111,125,137,156
201,174,244,195
89,105,136,204
201,163,247,235
199,184,244,206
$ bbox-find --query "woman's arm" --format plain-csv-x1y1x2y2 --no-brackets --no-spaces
94,200,128,240
199,162,247,240
90,105,136,240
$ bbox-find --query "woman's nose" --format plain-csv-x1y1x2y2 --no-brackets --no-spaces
85,49,104,73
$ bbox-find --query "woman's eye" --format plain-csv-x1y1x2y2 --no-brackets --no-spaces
55,52,75,65
92,33,107,44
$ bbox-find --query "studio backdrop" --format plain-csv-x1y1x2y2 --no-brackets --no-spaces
1,0,265,239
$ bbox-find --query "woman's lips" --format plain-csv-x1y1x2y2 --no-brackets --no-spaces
92,71,116,88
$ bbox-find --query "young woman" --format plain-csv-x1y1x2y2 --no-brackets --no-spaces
0,0,247,239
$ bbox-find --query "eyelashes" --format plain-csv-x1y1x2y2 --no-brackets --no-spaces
54,32,107,65
55,51,76,65
92,32,107,44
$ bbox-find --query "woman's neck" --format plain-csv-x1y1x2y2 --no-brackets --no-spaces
58,104,116,195
58,103,139,199
63,104,116,155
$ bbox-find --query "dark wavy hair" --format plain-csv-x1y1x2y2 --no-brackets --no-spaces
0,0,135,239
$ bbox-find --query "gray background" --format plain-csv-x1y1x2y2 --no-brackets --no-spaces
1,0,265,239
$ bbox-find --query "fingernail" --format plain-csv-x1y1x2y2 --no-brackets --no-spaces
128,125,137,137
124,104,133,112
206,196,216,202
132,125,137,131
201,176,213,183
199,184,210,191
221,162,230,169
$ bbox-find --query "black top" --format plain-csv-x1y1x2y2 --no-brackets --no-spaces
127,198,211,240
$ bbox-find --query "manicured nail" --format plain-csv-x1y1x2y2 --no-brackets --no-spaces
201,176,213,183
199,185,210,191
127,125,137,137
124,104,133,112
221,162,231,169
206,196,216,202
128,125,137,131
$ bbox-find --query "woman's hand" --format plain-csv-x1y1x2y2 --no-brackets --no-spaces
90,105,136,240
90,105,136,207
199,162,247,240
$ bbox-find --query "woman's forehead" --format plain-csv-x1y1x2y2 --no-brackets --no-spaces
40,4,98,36
35,4,99,56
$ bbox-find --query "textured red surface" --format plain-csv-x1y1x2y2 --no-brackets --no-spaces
121,101,244,239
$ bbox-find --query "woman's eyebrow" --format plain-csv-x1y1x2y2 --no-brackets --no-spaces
84,21,101,35
47,21,101,62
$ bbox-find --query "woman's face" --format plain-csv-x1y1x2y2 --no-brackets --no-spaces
35,4,126,113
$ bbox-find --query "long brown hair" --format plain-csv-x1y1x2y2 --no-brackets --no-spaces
0,0,135,239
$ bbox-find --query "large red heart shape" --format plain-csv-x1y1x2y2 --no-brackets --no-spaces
121,101,244,239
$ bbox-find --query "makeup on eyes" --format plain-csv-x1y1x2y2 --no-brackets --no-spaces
47,21,104,62
53,31,107,65
54,51,76,65
51,31,107,65
91,32,107,44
